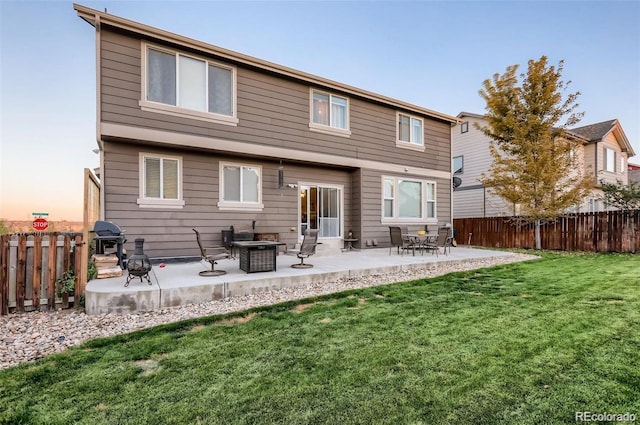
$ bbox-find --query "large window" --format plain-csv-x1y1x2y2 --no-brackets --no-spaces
382,176,436,221
397,113,423,148
310,90,350,135
218,162,263,211
143,44,236,124
137,153,184,208
604,147,616,173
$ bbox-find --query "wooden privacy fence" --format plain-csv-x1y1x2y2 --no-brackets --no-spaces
453,210,640,253
0,233,86,315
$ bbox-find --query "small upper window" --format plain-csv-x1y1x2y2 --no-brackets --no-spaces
453,156,463,174
604,147,616,173
461,121,469,133
142,44,237,125
397,113,424,148
310,90,350,135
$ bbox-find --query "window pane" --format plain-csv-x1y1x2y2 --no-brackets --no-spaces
453,157,463,174
398,180,422,218
223,166,240,202
384,179,394,198
426,183,435,201
147,49,176,105
384,199,393,217
313,92,329,125
427,202,435,218
411,118,423,144
163,159,178,199
209,65,233,116
178,56,206,111
330,96,347,129
398,115,410,142
242,167,259,203
144,158,161,198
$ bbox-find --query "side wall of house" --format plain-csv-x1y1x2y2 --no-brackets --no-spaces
452,116,509,217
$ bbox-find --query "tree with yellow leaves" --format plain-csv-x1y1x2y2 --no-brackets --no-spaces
479,56,593,249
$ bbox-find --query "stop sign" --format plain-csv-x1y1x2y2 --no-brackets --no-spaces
33,218,49,231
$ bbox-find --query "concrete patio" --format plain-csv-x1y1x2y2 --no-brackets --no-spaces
85,246,520,315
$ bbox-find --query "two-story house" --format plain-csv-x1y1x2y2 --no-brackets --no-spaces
452,112,635,218
75,4,457,259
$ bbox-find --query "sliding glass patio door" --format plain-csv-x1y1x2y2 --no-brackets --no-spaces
300,184,342,239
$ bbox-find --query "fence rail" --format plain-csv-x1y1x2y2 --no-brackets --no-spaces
453,210,639,253
0,232,85,315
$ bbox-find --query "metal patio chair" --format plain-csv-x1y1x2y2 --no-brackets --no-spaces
193,228,230,276
291,229,319,268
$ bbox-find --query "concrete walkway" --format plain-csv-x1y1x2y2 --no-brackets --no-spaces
86,246,517,315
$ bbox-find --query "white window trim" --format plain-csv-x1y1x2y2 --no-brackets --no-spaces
308,88,351,137
380,176,437,224
396,112,425,151
140,42,239,126
217,161,264,211
299,182,345,240
137,152,185,209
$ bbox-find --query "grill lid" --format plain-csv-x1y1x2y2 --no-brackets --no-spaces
93,220,123,236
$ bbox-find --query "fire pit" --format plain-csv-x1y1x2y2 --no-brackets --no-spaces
125,238,152,286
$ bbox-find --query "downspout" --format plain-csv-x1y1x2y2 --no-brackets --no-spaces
95,13,106,220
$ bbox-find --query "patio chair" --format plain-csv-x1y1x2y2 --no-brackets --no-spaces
431,227,452,256
291,229,319,268
192,228,230,276
388,226,416,256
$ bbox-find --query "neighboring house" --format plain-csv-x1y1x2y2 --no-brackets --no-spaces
452,112,636,218
629,163,640,184
76,5,457,259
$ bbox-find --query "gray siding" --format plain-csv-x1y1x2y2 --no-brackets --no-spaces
99,27,451,172
98,26,453,257
104,142,354,258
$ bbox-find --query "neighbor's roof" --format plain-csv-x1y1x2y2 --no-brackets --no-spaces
571,119,635,156
74,4,458,125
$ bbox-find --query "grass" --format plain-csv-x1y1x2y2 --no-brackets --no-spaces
1,252,639,424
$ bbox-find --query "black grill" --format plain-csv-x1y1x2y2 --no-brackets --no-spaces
92,220,126,269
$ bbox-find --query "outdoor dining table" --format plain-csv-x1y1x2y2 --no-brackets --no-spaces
403,233,438,255
231,241,286,273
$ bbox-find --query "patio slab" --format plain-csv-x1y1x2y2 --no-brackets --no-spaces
85,246,518,315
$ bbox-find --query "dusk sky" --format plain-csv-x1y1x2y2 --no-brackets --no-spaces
1,1,639,221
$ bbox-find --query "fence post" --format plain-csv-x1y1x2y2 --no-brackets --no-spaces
74,234,84,298
16,236,27,313
33,235,43,311
47,234,57,310
1,235,8,315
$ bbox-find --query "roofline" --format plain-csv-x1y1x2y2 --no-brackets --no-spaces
609,119,635,157
74,3,458,125
457,111,590,142
457,111,485,120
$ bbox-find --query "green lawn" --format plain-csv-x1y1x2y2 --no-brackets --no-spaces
1,252,639,425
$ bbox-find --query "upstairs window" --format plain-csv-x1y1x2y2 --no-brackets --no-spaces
604,147,616,173
309,90,350,136
142,44,237,124
460,121,469,133
397,112,424,149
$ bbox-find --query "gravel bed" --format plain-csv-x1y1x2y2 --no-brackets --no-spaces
1,253,537,370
